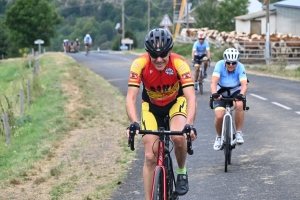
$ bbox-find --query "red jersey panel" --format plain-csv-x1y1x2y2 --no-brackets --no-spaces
128,53,194,106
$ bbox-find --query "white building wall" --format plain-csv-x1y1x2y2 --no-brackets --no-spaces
276,7,300,35
260,15,276,34
235,15,276,34
235,20,251,33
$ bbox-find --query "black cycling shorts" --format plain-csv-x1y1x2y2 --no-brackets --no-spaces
194,54,207,65
213,90,240,109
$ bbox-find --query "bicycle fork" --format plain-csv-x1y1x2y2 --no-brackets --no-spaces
221,110,236,147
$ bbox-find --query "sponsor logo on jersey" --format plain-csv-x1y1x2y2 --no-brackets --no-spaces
130,71,138,79
182,72,191,79
165,68,174,75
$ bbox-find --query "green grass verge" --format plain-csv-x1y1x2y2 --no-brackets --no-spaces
0,54,71,181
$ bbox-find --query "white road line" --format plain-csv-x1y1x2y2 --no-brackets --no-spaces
250,93,268,100
107,78,128,82
271,102,291,110
295,111,300,115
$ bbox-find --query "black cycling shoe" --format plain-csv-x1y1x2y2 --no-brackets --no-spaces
175,173,189,196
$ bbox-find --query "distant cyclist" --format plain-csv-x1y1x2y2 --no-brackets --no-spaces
210,48,248,150
75,38,80,52
84,34,92,55
62,39,69,53
191,33,211,90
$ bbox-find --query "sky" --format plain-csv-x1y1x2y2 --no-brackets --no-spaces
248,0,263,13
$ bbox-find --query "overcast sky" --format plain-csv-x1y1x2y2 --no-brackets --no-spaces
248,0,263,13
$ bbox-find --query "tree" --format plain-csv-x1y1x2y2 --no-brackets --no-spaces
5,0,62,49
194,0,249,32
0,19,8,58
194,0,219,30
99,20,114,41
217,0,249,32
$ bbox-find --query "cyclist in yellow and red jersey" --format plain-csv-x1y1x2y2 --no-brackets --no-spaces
126,28,197,200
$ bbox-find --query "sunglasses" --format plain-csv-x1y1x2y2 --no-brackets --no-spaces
226,61,237,65
149,51,169,59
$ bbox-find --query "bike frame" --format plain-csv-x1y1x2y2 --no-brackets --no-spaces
128,117,194,200
194,59,210,95
151,134,168,199
220,104,236,147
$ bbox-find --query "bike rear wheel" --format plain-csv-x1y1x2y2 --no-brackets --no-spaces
224,115,231,172
152,167,164,200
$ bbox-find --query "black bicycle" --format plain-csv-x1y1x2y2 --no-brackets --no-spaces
210,96,249,172
193,58,210,95
128,116,195,200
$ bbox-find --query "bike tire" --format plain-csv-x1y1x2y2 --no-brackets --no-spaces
152,167,164,200
199,69,204,95
224,115,231,172
164,155,173,199
199,82,203,95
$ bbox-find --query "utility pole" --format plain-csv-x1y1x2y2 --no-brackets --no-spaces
265,0,271,65
122,0,125,40
148,0,150,33
266,0,270,33
186,0,189,29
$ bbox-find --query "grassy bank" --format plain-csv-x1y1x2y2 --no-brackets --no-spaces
0,53,134,199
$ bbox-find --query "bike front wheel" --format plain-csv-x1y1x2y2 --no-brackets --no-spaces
152,167,164,200
199,69,204,95
224,115,231,172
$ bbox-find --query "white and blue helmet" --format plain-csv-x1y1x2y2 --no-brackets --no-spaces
223,48,239,62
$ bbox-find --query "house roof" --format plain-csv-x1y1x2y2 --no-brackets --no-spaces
235,10,276,21
274,0,300,9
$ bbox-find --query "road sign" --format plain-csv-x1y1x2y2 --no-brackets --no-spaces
115,23,120,29
122,39,134,44
34,39,44,44
159,14,173,26
120,45,128,50
164,26,171,34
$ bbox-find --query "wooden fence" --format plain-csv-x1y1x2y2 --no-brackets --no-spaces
1,51,40,146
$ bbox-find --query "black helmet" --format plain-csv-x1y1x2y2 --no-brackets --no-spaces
144,28,173,54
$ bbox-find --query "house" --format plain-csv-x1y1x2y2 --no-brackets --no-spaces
275,0,300,35
235,0,300,35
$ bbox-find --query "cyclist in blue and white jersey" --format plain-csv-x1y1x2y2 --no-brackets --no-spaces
84,34,93,55
191,33,211,90
210,48,248,150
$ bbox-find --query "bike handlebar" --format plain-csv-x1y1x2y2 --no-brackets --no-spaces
209,96,249,111
128,125,195,155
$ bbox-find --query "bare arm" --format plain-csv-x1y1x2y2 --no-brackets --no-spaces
239,79,248,95
182,86,197,124
126,86,140,123
210,75,220,94
191,49,196,60
206,49,211,59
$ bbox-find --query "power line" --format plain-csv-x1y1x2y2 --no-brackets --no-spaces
124,14,139,22
55,3,100,11
149,0,170,10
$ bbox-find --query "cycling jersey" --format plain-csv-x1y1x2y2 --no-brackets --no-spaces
192,40,210,56
84,36,92,44
128,53,194,107
212,60,247,88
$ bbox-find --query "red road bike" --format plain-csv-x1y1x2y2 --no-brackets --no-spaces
128,116,195,200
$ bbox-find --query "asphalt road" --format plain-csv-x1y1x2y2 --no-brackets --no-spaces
69,51,300,200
